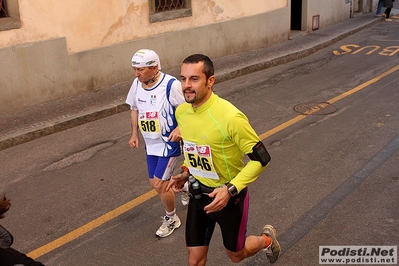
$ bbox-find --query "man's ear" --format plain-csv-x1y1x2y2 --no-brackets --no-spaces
208,75,216,88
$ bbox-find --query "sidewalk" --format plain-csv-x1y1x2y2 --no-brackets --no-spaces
0,11,396,151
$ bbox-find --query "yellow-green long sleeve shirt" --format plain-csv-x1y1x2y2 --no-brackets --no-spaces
176,93,267,192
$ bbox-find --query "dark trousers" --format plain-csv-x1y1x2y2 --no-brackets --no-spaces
384,7,392,18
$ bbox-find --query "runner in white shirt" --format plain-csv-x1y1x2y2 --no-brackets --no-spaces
125,49,187,237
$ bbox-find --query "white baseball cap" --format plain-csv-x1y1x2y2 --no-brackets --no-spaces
131,49,161,69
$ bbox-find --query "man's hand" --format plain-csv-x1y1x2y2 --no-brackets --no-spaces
128,134,139,149
166,172,189,192
203,186,230,214
168,127,182,142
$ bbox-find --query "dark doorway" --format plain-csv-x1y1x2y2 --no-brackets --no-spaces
291,0,302,30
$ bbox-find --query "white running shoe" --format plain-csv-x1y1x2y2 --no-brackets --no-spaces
180,192,190,206
180,181,190,206
155,215,181,238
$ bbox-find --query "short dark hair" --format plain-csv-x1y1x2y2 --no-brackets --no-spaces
182,54,214,80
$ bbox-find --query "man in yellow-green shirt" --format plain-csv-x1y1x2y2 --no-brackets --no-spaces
167,54,281,265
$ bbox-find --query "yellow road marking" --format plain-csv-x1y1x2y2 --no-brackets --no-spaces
259,115,306,140
27,190,158,259
260,64,399,140
28,64,399,260
328,64,399,104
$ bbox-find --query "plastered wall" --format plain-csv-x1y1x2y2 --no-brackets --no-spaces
0,0,286,53
0,8,289,114
0,0,356,114
307,0,352,31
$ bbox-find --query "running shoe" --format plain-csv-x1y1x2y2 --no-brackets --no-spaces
180,192,190,206
180,181,190,206
155,215,181,238
262,225,281,264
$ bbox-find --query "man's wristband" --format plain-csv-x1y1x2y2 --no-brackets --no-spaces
226,183,238,197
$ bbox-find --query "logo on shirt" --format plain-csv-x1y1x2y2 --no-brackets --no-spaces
150,95,157,105
184,145,210,157
139,112,158,120
147,111,158,119
196,146,211,157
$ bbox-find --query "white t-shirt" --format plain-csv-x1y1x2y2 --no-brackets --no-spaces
126,73,185,157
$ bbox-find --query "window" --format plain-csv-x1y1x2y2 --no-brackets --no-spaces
0,0,8,17
155,0,185,13
149,0,192,23
0,0,21,31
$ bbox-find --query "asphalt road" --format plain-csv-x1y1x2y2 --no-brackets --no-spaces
1,19,398,266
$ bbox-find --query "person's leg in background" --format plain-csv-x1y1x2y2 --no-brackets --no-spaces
384,7,392,21
376,0,384,16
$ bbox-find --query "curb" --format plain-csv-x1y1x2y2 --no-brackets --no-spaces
0,104,130,151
